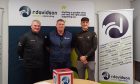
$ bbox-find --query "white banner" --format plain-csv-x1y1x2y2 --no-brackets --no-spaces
9,0,95,26
98,9,133,84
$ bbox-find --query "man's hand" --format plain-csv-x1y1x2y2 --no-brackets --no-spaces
80,56,88,64
83,60,88,64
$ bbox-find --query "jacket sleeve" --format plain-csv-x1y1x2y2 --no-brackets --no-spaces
17,35,26,59
86,32,97,57
74,34,82,56
44,35,50,55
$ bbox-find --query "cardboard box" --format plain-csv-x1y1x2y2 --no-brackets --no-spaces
53,68,73,84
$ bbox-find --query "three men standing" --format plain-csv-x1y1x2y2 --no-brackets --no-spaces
17,17,97,84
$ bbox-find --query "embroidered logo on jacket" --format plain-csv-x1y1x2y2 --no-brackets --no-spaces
64,37,70,40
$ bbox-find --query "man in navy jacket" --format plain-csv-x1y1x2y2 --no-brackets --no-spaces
49,19,72,74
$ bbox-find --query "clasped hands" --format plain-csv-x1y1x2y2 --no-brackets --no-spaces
80,56,88,64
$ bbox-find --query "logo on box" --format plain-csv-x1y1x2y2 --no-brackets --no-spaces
53,68,73,84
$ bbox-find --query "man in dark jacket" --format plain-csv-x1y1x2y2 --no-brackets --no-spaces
17,20,48,84
75,17,97,81
49,19,72,74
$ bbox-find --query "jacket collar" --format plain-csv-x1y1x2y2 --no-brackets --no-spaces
55,29,66,37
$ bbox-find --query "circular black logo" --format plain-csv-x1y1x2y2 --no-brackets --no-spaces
102,72,110,80
102,13,129,38
19,6,31,17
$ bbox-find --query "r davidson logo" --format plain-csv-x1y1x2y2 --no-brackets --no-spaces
102,13,129,38
19,6,31,17
102,71,130,82
19,6,57,17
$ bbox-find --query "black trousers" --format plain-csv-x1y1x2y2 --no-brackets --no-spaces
24,67,46,84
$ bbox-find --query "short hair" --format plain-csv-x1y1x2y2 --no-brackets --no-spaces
57,19,65,23
32,20,41,25
81,17,89,22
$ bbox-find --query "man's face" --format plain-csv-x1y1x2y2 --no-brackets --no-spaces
81,21,89,31
31,21,41,33
56,21,65,31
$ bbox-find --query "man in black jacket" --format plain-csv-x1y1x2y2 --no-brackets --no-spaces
75,17,97,81
17,20,48,84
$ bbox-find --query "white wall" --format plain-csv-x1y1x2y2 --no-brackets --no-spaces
94,0,131,11
0,0,131,84
131,0,140,62
0,8,3,84
93,0,131,32
0,0,8,84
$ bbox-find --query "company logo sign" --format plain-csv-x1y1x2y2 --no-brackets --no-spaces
102,13,129,38
19,6,31,17
19,5,86,18
102,72,130,82
102,71,110,80
61,76,70,84
19,6,57,17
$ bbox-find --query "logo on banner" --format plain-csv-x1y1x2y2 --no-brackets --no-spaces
19,6,31,17
61,5,86,18
19,6,57,18
102,72,110,80
102,71,130,82
102,13,129,38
